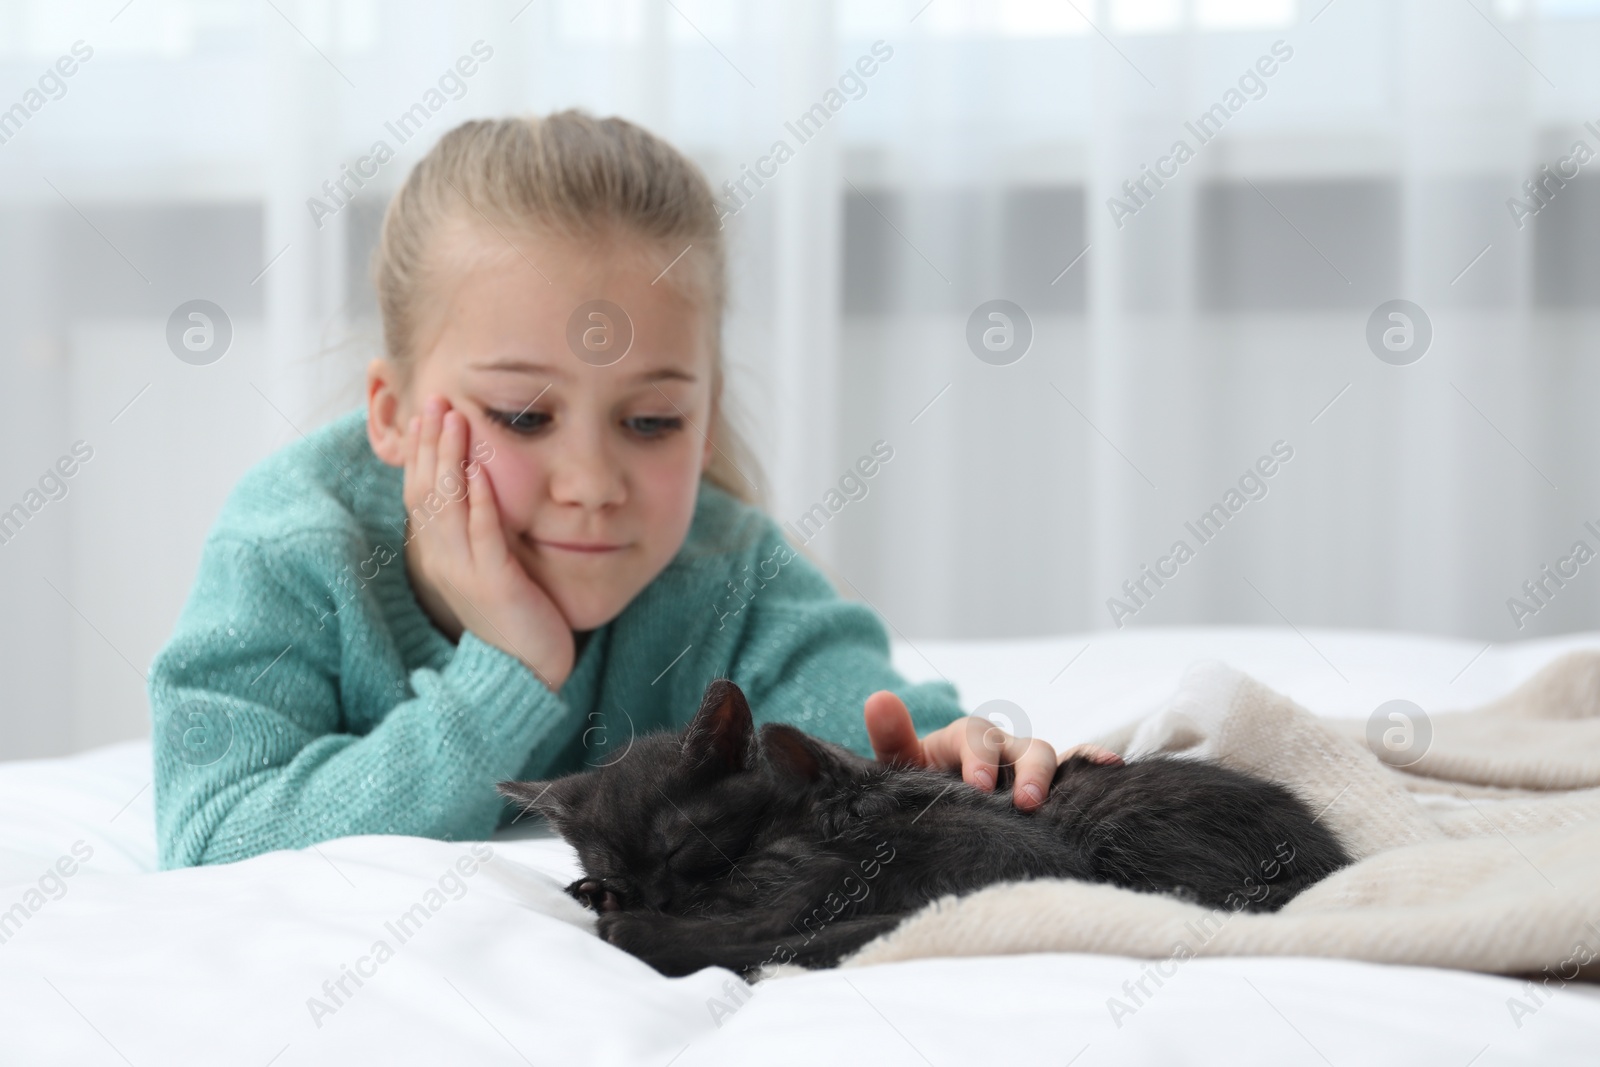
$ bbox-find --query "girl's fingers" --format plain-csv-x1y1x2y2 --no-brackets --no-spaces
464,455,506,562
437,408,467,499
917,717,970,775
952,722,1055,807
960,717,1006,792
874,712,1076,809
1007,737,1058,811
429,410,471,557
864,690,924,768
401,415,421,509
414,397,443,503
1060,743,1125,767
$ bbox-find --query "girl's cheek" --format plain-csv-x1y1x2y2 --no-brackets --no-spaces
479,441,541,523
642,441,704,525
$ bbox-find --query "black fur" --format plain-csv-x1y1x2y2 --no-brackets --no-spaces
498,679,1350,978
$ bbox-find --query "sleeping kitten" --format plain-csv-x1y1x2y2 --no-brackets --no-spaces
498,679,1350,978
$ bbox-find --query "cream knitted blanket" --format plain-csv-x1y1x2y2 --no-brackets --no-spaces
837,652,1600,985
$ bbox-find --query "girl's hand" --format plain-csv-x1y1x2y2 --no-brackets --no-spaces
862,691,1122,812
402,395,576,690
1057,742,1125,767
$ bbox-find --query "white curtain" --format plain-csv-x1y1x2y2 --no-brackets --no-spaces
2,0,1598,757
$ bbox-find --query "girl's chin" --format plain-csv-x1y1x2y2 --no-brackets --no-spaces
516,546,664,633
546,585,632,633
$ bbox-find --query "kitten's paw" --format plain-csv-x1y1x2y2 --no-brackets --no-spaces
596,913,702,977
596,911,654,955
566,877,624,912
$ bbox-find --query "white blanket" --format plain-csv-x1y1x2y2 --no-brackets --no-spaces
840,656,1600,985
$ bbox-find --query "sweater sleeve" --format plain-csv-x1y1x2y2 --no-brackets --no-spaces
149,535,574,869
722,537,966,758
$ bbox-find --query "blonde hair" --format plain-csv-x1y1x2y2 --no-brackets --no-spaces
371,109,761,504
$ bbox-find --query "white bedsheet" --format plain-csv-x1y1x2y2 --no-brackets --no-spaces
2,626,1597,1065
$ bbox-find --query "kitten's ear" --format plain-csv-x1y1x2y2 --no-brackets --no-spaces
496,775,592,822
761,723,826,782
762,723,873,784
682,678,757,778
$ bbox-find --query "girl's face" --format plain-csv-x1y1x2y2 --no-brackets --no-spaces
369,228,715,632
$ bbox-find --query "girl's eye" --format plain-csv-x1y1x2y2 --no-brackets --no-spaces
485,408,551,435
625,416,683,438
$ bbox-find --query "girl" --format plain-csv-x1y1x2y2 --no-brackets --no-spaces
149,111,1117,870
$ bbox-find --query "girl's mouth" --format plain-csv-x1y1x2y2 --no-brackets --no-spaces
529,537,628,554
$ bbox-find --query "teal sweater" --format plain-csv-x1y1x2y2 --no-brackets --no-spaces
149,406,963,869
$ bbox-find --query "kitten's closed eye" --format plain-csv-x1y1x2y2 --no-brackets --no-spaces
666,840,728,881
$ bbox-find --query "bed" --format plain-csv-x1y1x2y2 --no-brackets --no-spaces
2,626,1597,1065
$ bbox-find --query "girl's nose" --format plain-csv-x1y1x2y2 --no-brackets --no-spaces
548,431,626,508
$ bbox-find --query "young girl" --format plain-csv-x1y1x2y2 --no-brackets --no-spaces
149,111,1117,870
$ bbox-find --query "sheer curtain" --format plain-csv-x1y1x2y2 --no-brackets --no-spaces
1,0,1598,757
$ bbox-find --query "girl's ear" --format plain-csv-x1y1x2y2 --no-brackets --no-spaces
366,358,409,467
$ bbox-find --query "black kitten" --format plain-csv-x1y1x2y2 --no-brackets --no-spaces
498,679,1350,978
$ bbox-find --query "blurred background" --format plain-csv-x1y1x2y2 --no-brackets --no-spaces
2,0,1599,758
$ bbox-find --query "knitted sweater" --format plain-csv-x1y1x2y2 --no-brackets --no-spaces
149,406,964,869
